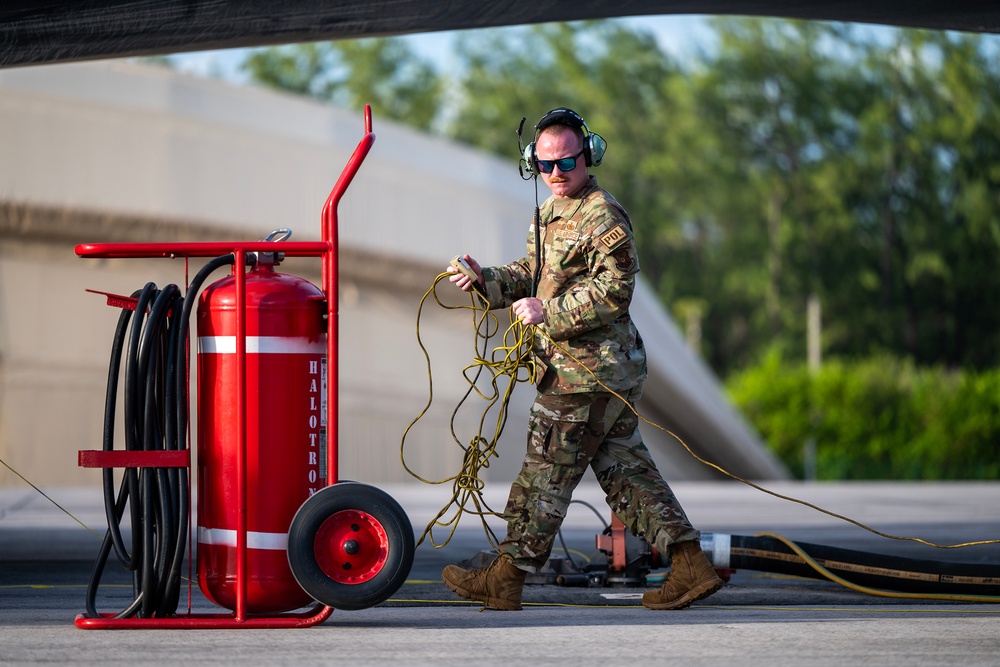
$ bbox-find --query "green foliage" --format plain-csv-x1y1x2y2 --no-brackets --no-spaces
727,353,1000,480
241,38,441,130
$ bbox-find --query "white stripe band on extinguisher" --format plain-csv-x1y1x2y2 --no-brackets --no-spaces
197,526,289,551
198,336,326,355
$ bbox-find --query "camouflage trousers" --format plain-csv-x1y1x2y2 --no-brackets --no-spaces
498,389,700,570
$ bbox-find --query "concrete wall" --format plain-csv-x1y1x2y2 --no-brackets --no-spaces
0,60,787,492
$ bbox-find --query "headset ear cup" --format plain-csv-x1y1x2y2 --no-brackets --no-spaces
587,133,607,167
523,142,538,175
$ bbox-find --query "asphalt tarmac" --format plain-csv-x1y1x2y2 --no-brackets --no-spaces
2,481,1000,665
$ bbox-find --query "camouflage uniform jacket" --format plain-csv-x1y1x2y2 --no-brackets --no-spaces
481,176,647,394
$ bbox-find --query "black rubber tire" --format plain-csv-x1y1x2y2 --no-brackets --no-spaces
287,482,414,611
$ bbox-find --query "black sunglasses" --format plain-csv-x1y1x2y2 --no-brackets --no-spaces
537,149,585,174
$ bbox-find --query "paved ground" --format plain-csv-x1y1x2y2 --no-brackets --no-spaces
2,481,1000,665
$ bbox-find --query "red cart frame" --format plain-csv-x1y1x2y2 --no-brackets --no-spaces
74,106,376,629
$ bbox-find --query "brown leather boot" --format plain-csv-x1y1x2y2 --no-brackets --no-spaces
642,540,723,610
442,553,527,611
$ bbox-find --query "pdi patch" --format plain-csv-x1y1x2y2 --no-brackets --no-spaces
613,248,635,272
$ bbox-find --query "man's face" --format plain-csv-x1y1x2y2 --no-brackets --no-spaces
536,127,589,199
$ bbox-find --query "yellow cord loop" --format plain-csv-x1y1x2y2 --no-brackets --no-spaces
756,531,1000,603
400,273,538,549
0,457,103,539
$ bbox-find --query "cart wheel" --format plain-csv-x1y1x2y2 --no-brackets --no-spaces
287,482,414,611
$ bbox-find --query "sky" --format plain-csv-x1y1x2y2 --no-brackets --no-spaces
168,15,719,83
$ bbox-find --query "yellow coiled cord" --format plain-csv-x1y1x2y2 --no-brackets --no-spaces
400,273,537,549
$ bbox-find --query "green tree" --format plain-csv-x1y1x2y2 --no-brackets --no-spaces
241,38,442,130
648,20,1000,375
657,19,865,371
842,29,1000,368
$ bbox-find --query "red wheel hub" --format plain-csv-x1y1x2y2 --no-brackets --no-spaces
314,509,389,584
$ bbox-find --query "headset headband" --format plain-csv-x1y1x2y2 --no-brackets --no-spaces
535,107,589,136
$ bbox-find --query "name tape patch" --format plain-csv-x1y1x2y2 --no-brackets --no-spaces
597,224,628,252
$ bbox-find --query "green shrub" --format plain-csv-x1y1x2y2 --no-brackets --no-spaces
726,353,1000,480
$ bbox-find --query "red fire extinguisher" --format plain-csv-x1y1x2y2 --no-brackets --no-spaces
196,248,327,613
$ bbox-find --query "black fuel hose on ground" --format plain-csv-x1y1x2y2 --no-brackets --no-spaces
703,533,1000,597
84,254,234,619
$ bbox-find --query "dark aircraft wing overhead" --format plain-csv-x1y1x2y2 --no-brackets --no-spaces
1,1,998,68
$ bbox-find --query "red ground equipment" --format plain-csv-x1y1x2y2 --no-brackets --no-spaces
75,106,414,629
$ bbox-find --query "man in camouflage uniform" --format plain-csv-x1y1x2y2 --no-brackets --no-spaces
444,108,722,611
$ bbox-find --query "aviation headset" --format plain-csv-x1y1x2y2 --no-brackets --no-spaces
521,107,607,176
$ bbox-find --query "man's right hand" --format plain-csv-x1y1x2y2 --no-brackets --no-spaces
447,254,485,292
